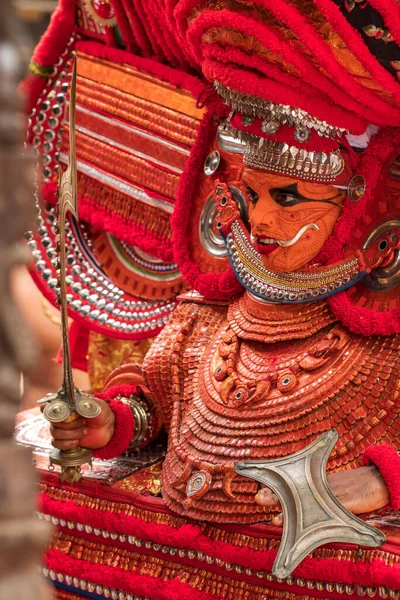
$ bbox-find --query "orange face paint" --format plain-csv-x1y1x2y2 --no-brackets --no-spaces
242,168,345,273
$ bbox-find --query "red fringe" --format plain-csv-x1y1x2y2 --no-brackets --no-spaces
133,0,166,61
76,40,206,100
171,101,242,299
327,292,400,336
121,0,154,57
363,445,400,511
30,0,76,66
147,0,191,68
78,196,174,262
322,127,400,336
39,491,400,587
21,75,50,115
174,0,204,43
41,182,174,262
165,0,199,69
45,548,220,600
141,0,183,65
203,42,304,92
92,387,135,459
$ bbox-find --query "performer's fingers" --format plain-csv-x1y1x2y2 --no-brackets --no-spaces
51,439,79,450
255,487,279,506
50,426,87,440
49,417,86,431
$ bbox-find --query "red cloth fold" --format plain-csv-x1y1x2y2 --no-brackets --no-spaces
363,445,400,511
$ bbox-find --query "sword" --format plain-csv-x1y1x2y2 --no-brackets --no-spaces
38,57,101,483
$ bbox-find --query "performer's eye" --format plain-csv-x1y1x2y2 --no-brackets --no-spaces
273,191,302,207
243,183,259,205
271,184,303,207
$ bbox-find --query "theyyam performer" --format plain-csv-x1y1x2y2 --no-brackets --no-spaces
20,0,400,598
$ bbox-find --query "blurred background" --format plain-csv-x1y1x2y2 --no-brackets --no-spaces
12,0,90,409
15,0,56,41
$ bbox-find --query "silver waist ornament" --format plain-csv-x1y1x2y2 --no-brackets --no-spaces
235,430,385,578
38,58,101,483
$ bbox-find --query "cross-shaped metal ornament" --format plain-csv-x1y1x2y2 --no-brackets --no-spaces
235,430,386,578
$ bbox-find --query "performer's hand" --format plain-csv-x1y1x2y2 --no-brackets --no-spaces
255,465,390,526
49,400,115,451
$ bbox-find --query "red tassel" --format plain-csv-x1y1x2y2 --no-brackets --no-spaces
110,0,140,53
120,0,155,57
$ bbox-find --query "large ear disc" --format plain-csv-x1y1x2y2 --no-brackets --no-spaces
171,109,246,300
328,172,400,336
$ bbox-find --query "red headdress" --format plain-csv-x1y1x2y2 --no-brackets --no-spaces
23,0,400,337
166,0,400,336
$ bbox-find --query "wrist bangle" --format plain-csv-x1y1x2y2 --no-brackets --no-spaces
118,395,152,451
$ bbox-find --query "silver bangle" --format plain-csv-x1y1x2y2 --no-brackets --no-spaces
118,395,152,451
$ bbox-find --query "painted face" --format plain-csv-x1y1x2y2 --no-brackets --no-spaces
242,168,345,273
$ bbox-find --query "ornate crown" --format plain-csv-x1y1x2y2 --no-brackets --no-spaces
215,82,346,183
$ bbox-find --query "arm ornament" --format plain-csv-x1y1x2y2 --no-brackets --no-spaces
362,445,400,511
92,397,134,460
118,395,152,452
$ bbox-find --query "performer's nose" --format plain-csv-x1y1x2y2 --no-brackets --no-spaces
250,192,278,232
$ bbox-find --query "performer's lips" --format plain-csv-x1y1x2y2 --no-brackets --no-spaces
250,223,320,255
252,236,279,255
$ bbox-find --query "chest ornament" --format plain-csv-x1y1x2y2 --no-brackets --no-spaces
210,325,349,410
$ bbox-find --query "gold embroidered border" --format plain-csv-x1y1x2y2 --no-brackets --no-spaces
77,53,205,121
49,533,334,600
77,76,199,147
40,483,400,566
77,172,172,238
65,129,180,199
